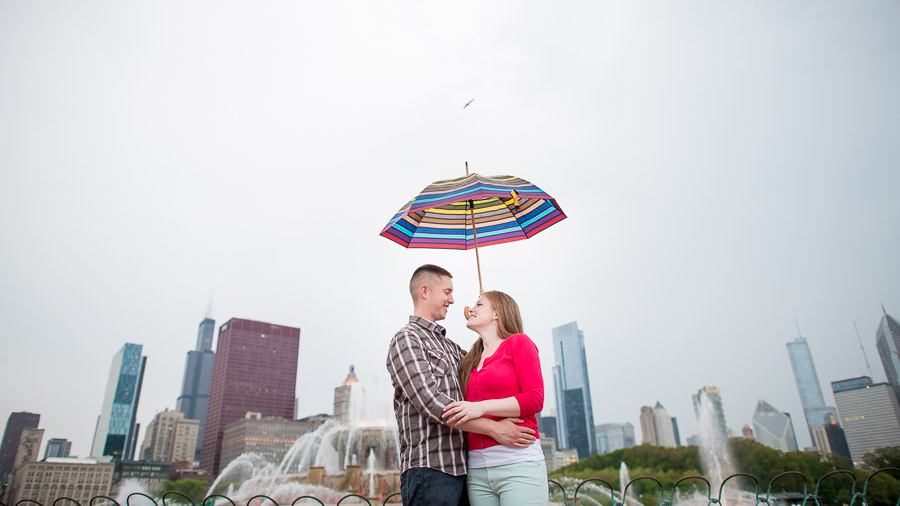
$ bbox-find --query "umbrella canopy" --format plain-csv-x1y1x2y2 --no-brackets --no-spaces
380,173,566,250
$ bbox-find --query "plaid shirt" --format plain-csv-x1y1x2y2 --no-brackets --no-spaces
386,316,468,475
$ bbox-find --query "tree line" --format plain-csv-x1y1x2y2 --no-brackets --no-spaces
551,440,900,506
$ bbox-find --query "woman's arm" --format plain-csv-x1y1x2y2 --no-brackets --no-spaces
443,334,544,424
512,334,544,417
442,397,520,425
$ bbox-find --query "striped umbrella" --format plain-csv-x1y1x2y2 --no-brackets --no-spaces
381,167,566,292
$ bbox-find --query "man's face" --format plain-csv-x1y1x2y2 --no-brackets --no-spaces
425,275,454,322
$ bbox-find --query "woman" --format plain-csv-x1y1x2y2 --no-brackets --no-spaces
442,290,548,506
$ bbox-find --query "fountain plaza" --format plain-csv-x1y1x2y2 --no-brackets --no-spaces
205,367,401,504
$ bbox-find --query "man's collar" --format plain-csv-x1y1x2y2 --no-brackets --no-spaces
409,315,446,336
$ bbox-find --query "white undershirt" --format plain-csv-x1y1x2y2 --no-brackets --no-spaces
468,439,545,469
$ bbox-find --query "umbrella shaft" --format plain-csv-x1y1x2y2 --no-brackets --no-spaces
469,205,484,294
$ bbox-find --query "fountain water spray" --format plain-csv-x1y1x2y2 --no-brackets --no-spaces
205,376,401,503
694,391,735,489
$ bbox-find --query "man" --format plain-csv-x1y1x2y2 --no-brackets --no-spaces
386,264,537,506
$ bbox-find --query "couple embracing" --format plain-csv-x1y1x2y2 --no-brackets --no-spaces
386,264,549,506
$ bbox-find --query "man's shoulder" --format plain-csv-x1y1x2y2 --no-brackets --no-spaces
392,320,418,339
389,321,424,350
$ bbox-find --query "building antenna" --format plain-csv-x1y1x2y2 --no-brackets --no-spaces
206,288,215,319
794,315,803,339
853,320,874,378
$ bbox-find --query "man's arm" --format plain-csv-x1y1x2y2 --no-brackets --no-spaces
386,330,456,423
454,417,536,448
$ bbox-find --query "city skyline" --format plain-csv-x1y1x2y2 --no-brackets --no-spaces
1,1,898,461
1,307,895,462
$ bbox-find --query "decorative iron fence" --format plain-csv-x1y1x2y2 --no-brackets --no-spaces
2,468,898,506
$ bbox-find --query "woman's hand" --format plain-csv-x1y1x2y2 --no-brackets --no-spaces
442,401,486,426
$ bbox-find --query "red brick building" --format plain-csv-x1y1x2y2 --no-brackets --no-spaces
200,318,300,475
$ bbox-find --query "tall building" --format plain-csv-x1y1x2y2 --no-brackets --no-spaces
832,376,900,467
671,417,681,447
786,336,840,446
640,406,657,445
0,412,40,480
91,343,147,460
876,308,900,405
176,316,216,461
43,438,72,459
200,318,300,475
811,422,852,465
751,400,799,452
552,321,596,458
692,386,729,438
141,410,199,463
639,403,677,448
741,424,755,440
595,422,635,454
334,366,359,424
537,415,558,449
219,412,322,471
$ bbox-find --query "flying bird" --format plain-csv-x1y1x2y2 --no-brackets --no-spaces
463,98,475,109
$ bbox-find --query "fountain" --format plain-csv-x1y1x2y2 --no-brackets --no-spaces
206,367,401,503
689,387,756,505
693,389,735,489
619,461,638,506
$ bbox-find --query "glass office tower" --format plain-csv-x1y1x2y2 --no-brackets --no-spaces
552,321,596,459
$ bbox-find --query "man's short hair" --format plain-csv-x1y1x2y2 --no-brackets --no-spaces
409,264,453,302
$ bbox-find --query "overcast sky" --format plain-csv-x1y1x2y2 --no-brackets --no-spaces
1,1,898,460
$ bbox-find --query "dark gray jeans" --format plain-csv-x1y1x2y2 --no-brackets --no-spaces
400,467,470,506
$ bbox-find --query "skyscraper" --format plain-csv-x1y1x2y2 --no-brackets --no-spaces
176,316,216,460
595,423,635,454
333,366,359,424
91,343,146,459
552,321,596,458
200,318,300,475
751,399,799,452
537,415,558,449
692,386,729,437
43,439,72,459
0,412,40,480
639,406,657,446
832,376,900,467
811,422,852,465
786,336,840,445
876,308,900,405
141,410,198,463
639,403,677,448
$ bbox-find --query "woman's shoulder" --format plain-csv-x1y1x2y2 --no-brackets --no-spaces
507,333,538,349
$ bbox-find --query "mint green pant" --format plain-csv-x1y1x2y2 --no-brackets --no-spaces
467,460,549,506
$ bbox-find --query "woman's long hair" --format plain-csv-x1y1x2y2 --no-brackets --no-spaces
459,290,524,392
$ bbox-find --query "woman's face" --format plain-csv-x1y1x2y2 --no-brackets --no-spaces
466,295,497,331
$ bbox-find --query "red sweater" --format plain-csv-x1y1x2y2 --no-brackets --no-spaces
465,333,544,450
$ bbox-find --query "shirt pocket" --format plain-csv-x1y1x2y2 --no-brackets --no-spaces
426,349,453,378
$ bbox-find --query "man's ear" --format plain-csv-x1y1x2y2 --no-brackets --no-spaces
418,284,429,300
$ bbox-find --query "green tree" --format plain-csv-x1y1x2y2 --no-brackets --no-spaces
161,479,209,504
861,446,900,470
